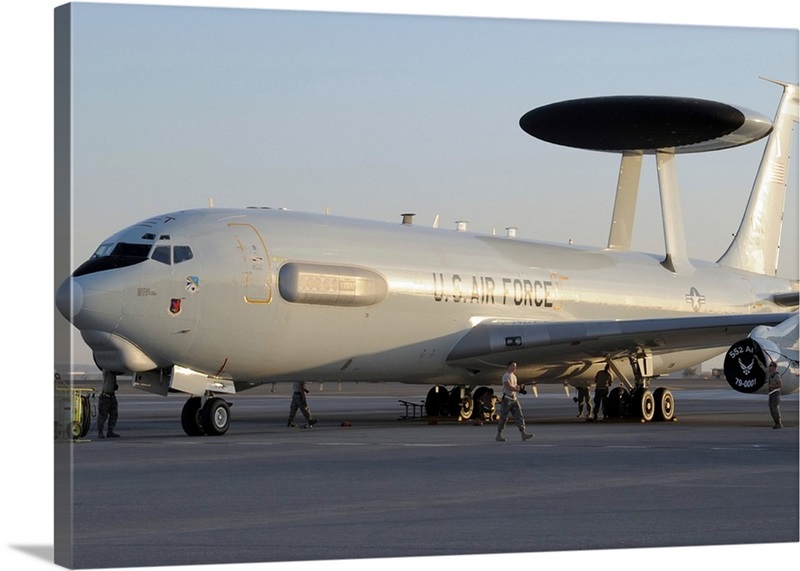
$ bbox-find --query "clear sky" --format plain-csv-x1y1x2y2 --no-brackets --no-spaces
2,2,799,571
68,3,798,269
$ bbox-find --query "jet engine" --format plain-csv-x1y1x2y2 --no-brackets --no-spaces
723,314,799,395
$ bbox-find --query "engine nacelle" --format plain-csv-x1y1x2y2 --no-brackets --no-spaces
724,338,769,393
724,314,799,395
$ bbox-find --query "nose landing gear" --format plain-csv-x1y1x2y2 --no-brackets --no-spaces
181,396,232,436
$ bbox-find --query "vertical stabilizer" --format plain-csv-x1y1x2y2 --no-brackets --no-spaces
718,80,799,275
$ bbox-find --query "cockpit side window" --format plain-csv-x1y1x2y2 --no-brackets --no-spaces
174,246,194,264
91,243,116,258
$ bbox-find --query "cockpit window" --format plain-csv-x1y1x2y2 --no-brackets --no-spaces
92,243,116,258
149,245,193,266
109,243,152,258
73,242,153,277
151,245,171,265
174,246,193,264
73,240,194,276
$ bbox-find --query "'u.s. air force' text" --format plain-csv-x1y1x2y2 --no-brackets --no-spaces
432,273,563,308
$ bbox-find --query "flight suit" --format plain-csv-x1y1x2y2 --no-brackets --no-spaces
593,368,612,420
97,370,120,438
576,386,592,418
496,368,533,441
768,371,782,428
287,381,317,428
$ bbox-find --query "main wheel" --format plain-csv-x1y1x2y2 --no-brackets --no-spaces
201,398,231,436
635,388,655,422
181,397,205,436
605,387,628,418
448,386,474,420
653,387,675,421
472,386,496,421
458,394,474,421
425,385,450,417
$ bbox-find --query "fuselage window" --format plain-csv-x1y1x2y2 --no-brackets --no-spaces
151,245,171,265
174,246,194,264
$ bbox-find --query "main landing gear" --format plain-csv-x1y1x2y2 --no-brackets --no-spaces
181,396,232,436
605,385,674,422
425,385,497,422
604,354,675,422
423,355,676,424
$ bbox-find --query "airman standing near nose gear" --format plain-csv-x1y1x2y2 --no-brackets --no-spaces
495,362,534,442
97,370,120,439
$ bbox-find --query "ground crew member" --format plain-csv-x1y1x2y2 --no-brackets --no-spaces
593,365,612,421
496,361,534,442
575,385,592,419
767,362,783,429
97,369,121,439
287,381,318,428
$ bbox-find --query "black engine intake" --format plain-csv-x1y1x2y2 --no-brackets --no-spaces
723,338,768,393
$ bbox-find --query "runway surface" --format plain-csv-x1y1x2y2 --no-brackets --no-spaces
58,379,798,569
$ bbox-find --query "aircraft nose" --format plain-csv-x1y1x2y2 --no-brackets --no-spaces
55,277,83,322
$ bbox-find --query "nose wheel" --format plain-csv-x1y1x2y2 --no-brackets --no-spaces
181,396,232,436
202,397,231,436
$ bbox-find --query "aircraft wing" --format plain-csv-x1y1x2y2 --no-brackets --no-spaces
446,312,797,372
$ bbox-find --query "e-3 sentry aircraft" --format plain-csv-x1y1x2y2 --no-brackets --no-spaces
56,79,799,436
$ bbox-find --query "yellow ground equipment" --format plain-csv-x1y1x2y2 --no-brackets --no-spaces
54,372,96,440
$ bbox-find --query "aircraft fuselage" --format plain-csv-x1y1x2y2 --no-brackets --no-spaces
60,207,795,386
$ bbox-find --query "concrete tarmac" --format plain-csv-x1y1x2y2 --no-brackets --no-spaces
59,379,798,569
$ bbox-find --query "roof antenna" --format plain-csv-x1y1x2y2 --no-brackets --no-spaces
209,197,214,208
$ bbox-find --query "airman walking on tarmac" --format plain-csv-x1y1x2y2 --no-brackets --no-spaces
592,365,612,421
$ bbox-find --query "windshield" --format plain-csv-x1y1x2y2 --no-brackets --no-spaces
73,242,153,277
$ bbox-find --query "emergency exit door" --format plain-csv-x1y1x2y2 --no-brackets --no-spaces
227,223,272,304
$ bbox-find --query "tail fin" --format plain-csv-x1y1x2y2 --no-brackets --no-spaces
718,80,799,275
